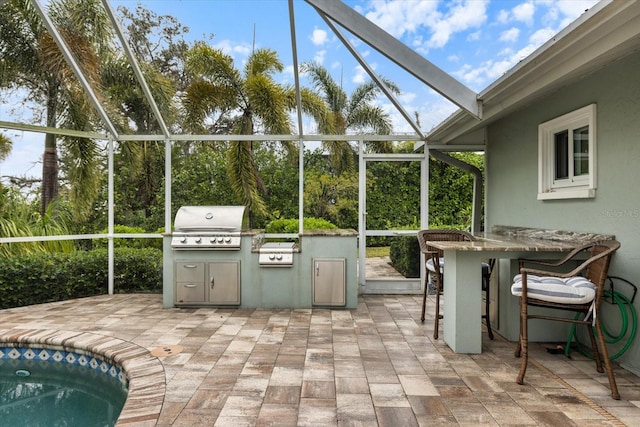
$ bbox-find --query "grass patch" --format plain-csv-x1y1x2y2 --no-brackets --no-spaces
366,246,390,258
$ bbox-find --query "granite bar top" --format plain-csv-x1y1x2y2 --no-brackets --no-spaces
425,236,578,252
425,226,615,252
490,225,615,243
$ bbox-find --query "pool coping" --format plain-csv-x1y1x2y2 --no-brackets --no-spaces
0,328,165,426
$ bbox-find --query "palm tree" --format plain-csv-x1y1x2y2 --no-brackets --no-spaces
182,44,326,221
0,0,112,219
300,62,399,174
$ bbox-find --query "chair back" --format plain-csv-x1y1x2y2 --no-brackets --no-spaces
584,240,621,300
417,229,474,258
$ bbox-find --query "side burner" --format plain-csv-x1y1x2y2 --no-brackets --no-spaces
258,242,296,267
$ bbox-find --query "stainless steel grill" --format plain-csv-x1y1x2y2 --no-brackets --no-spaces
171,206,248,250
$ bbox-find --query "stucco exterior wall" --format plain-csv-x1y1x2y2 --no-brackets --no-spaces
486,50,640,375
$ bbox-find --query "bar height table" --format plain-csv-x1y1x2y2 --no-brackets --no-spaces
425,233,580,354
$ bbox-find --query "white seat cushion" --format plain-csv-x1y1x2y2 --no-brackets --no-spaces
511,274,596,304
426,257,442,273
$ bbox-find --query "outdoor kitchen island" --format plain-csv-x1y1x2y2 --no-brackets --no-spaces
162,225,358,309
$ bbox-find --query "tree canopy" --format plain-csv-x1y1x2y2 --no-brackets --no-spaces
0,1,483,248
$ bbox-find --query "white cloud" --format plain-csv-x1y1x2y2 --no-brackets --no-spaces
529,27,557,47
313,49,326,66
467,31,481,42
512,2,535,26
555,0,598,21
496,9,510,25
497,47,514,57
398,91,417,105
499,27,520,43
541,0,598,29
310,28,328,46
362,0,487,52
363,0,440,39
427,1,489,49
352,65,368,85
213,39,251,58
0,130,43,180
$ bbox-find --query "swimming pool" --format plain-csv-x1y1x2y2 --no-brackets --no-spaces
0,350,127,426
0,329,166,425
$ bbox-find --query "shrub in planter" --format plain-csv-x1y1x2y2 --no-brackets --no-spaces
265,217,338,234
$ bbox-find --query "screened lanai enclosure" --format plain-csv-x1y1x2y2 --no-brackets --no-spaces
0,0,487,304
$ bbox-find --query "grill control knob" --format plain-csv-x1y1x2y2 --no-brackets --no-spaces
224,236,231,243
180,237,187,244
195,237,202,244
217,236,224,243
209,238,216,244
276,254,283,260
269,254,276,260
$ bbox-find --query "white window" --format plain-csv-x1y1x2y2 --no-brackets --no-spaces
538,104,596,200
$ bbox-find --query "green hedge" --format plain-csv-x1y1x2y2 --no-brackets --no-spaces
0,248,162,309
389,235,421,278
265,217,337,233
94,225,163,250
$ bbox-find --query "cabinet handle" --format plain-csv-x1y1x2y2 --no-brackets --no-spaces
210,276,215,288
316,263,320,276
183,264,198,269
184,283,197,288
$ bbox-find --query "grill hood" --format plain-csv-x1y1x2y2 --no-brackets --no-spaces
171,206,248,250
173,206,248,233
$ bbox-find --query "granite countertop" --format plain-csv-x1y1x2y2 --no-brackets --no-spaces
490,225,615,243
425,236,578,252
425,226,615,252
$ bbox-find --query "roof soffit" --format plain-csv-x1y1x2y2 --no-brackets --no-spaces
428,0,640,146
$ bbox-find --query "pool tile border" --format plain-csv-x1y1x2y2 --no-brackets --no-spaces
0,346,127,385
0,328,165,426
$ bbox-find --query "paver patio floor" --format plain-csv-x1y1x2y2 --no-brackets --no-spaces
1,291,640,426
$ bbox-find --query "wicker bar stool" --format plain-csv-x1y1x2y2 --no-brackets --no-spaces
511,240,621,399
417,229,494,340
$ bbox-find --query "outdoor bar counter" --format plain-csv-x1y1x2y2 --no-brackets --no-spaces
426,226,615,354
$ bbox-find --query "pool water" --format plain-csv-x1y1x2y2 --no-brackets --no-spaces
0,358,127,427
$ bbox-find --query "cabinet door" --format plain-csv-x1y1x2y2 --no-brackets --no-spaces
208,261,240,305
175,262,205,303
312,258,346,306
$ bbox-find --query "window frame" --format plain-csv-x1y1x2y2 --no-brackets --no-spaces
538,104,597,200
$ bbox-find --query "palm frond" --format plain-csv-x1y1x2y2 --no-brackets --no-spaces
244,48,283,77
245,73,291,134
0,133,13,161
300,61,347,113
348,105,392,135
227,140,267,216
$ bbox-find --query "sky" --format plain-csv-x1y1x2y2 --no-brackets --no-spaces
0,0,600,182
